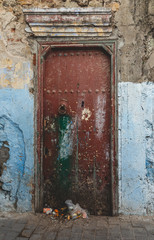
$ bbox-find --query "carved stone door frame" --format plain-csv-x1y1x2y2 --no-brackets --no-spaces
23,8,118,215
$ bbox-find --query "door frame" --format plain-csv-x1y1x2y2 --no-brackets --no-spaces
35,40,118,215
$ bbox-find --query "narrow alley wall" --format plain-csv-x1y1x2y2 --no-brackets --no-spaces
0,0,153,214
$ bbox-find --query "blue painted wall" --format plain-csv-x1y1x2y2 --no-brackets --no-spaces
118,82,154,215
0,89,34,212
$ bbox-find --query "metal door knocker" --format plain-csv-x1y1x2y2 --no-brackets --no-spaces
58,104,67,115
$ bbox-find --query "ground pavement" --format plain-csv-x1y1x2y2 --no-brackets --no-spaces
0,213,154,240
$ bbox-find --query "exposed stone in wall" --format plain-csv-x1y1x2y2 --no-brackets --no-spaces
0,4,33,89
71,0,103,7
0,142,9,177
115,0,154,83
17,0,104,8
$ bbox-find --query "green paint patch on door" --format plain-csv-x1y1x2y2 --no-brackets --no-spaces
56,115,73,202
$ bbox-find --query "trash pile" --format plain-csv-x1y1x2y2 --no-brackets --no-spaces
43,200,88,220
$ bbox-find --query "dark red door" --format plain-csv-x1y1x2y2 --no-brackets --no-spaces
43,47,111,215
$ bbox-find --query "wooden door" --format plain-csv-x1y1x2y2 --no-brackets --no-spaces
43,47,111,215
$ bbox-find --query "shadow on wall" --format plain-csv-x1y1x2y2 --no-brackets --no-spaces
0,115,25,211
145,119,154,181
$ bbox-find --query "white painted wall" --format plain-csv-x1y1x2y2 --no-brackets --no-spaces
118,82,154,215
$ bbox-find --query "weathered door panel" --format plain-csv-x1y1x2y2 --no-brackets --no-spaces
43,47,111,215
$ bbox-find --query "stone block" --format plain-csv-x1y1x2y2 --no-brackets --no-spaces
148,1,154,15
16,238,29,240
72,0,89,7
70,233,82,240
43,231,57,240
29,234,43,240
111,2,120,12
95,236,108,240
133,227,147,237
21,229,34,238
18,0,33,5
4,232,19,240
12,223,26,233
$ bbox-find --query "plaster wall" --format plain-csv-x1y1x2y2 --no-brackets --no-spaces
0,0,153,214
118,82,154,215
0,89,34,211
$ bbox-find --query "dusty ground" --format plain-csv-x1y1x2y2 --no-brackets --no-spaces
0,212,154,240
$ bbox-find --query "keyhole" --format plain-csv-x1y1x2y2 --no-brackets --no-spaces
81,101,84,108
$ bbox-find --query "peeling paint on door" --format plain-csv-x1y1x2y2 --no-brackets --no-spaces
81,108,92,121
58,116,74,160
95,95,106,139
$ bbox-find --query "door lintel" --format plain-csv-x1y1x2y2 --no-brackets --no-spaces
23,7,112,38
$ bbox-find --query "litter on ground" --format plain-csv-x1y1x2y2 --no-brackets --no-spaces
43,200,88,220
